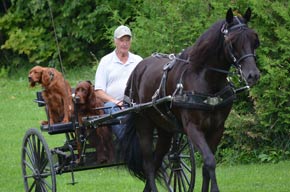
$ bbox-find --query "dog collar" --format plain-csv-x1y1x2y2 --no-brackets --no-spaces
49,69,54,81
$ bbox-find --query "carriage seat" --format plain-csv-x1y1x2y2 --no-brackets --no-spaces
35,91,75,135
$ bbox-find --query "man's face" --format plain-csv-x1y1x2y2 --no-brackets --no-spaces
114,35,131,55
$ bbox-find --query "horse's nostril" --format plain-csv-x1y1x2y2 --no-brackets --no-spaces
247,71,260,86
249,71,260,80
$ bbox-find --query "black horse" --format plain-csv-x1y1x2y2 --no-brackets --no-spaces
120,8,260,192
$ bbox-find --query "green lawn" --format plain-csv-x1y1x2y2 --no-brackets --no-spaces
0,69,289,192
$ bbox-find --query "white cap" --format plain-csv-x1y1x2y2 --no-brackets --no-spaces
114,25,132,39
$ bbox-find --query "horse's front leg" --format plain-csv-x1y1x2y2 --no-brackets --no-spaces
185,122,219,192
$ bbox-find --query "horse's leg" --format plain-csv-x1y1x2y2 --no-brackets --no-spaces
201,165,210,192
186,122,219,192
205,125,225,192
136,117,158,192
143,129,172,192
155,128,173,170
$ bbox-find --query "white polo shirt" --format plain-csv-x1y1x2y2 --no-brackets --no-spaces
94,50,143,100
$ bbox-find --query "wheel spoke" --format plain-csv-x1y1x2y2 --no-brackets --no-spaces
23,160,37,176
177,142,187,154
27,138,36,165
180,165,190,186
37,137,41,162
180,159,191,173
32,135,41,169
40,156,49,173
40,177,53,190
168,167,174,186
28,180,36,192
23,147,36,171
40,141,46,166
174,170,177,191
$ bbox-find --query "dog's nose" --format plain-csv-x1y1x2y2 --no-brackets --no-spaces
28,76,32,82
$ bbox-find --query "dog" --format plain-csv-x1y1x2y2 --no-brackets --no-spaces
75,81,114,164
28,66,73,125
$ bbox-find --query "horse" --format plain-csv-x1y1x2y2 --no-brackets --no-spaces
119,8,260,192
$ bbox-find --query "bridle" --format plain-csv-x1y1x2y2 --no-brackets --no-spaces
213,16,257,89
221,16,256,67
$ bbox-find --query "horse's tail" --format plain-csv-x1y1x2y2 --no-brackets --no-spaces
118,112,145,181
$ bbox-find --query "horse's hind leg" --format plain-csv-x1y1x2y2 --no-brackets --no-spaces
136,117,158,192
186,123,219,192
154,128,173,170
143,129,173,192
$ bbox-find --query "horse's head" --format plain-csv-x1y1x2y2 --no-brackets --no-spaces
222,8,260,87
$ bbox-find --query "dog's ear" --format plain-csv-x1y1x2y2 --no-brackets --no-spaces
86,80,92,85
41,68,51,87
88,83,95,100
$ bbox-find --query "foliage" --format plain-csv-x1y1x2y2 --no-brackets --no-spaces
0,0,140,70
221,0,290,164
0,0,289,163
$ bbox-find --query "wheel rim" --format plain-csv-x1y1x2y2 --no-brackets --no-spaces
21,128,56,192
162,133,195,192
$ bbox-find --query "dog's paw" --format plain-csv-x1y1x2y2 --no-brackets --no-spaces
41,120,48,125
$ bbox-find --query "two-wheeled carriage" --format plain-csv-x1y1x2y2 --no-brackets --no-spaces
22,7,261,192
21,90,196,192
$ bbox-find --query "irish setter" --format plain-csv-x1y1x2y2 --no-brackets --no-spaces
28,66,73,125
75,81,114,164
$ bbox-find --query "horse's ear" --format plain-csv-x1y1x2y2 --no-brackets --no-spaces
226,8,233,24
243,7,251,23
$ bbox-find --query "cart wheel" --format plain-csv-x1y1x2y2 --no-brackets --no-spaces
161,133,195,192
21,128,56,192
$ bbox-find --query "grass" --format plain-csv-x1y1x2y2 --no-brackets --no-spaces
0,67,290,192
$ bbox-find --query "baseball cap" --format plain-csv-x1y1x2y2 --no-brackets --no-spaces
114,25,132,39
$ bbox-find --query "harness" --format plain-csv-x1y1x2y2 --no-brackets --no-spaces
126,16,256,129
151,53,237,112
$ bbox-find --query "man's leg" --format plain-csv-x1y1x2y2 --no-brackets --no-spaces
104,102,125,139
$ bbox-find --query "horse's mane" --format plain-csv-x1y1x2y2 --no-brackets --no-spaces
184,20,225,70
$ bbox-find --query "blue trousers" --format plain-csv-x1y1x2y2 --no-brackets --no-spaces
104,102,125,139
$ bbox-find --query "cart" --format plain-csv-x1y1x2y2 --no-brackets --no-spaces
21,91,195,192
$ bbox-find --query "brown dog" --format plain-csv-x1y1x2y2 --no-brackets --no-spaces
28,66,73,125
75,81,114,164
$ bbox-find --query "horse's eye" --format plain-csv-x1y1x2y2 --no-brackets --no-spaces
254,39,260,49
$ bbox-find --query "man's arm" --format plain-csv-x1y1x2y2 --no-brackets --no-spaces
95,89,123,106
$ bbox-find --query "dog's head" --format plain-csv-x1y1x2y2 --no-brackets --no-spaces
28,66,55,87
75,81,94,104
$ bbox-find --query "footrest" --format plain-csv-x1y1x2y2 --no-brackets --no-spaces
41,122,75,135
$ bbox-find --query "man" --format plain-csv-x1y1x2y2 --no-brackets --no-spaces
94,25,143,138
